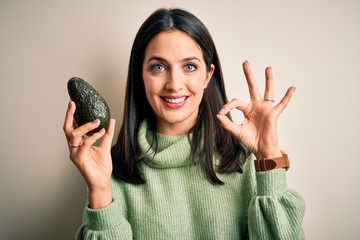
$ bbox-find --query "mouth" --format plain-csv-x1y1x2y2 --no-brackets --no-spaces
161,96,188,108
163,96,186,103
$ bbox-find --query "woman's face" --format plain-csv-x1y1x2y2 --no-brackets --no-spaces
142,30,214,135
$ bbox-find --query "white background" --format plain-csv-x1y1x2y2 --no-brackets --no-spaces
1,0,359,239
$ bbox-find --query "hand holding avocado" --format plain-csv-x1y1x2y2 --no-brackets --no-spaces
63,78,116,209
67,77,111,135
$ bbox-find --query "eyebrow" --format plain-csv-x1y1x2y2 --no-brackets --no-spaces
146,56,202,64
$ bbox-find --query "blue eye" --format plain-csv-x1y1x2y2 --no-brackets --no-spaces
151,64,165,72
184,64,196,72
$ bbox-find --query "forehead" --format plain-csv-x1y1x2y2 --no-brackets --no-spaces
144,30,203,60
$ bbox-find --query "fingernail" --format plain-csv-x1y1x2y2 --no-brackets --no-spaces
99,128,105,133
68,101,72,108
218,108,226,114
92,119,100,124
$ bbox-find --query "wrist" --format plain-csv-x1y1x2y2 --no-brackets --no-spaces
254,150,290,172
255,148,282,160
88,185,112,209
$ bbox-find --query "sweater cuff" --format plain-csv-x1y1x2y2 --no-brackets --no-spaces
256,169,287,196
85,198,124,231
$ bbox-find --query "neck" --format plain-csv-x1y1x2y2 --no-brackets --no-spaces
155,119,196,135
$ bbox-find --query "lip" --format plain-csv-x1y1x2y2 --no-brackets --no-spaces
161,95,188,109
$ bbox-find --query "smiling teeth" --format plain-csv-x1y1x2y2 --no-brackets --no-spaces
164,97,186,104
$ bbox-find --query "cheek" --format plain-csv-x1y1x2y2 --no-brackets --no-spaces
143,83,153,103
144,81,157,95
189,77,208,93
143,81,162,106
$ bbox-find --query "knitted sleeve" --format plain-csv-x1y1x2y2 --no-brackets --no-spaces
75,198,132,239
248,165,306,240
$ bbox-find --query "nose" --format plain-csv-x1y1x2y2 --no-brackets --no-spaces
165,68,184,91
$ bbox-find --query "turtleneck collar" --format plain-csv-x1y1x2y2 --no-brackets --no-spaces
138,120,193,168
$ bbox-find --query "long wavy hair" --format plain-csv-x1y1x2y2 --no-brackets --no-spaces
111,8,245,184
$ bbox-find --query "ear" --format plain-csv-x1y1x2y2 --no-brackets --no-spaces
204,64,215,88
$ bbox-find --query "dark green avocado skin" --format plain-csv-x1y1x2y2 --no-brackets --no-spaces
67,77,111,135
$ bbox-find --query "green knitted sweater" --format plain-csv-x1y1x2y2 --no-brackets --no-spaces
76,121,305,239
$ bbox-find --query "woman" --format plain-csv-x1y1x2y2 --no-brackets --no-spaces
64,8,305,239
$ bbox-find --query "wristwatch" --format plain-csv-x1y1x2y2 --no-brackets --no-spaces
254,151,290,172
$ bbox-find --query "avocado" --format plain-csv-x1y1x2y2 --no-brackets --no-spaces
67,77,111,135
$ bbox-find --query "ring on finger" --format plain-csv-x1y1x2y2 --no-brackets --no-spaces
68,141,82,148
263,98,275,103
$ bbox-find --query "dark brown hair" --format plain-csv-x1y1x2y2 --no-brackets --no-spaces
111,8,245,184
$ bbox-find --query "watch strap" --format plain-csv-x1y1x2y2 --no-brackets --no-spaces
254,151,290,172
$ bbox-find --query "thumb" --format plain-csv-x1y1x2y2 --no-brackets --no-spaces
99,118,116,150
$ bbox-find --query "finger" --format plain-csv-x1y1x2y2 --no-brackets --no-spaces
216,114,242,138
63,101,76,142
218,98,249,115
81,128,106,147
243,61,261,101
273,86,296,115
70,119,101,145
99,118,116,150
264,66,274,100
